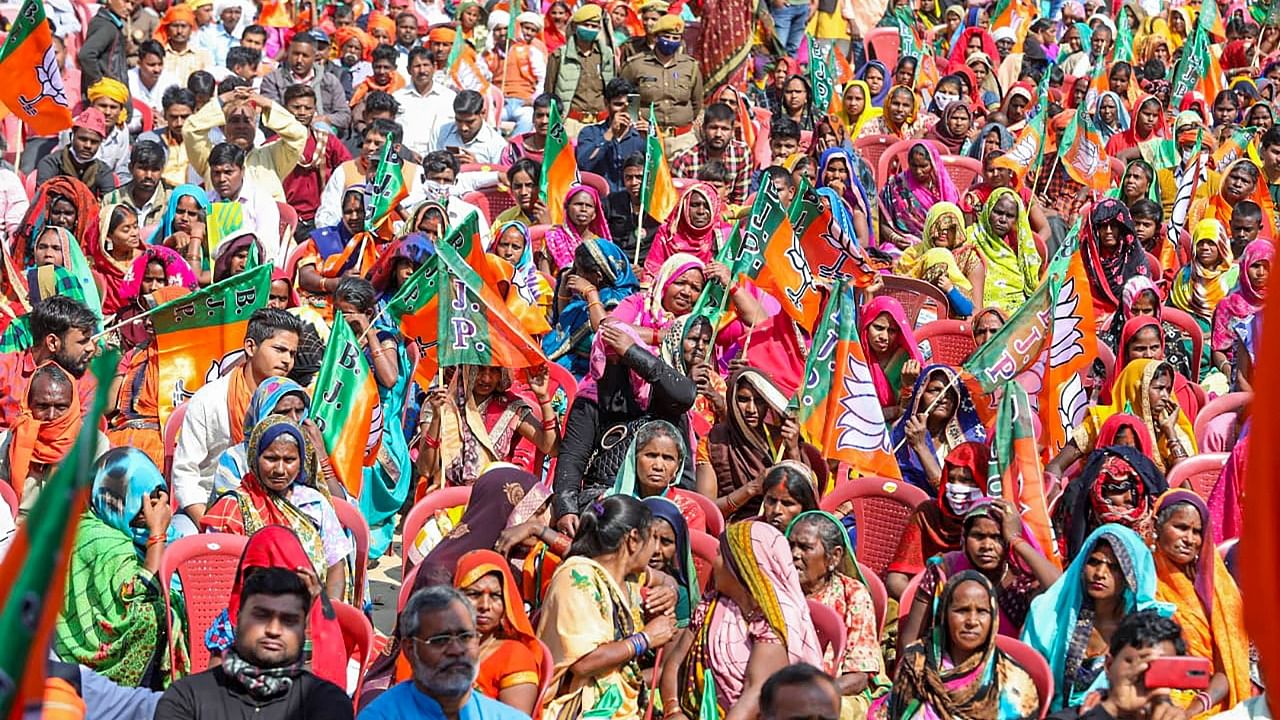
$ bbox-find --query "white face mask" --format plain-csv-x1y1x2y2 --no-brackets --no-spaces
945,483,982,514
934,92,960,110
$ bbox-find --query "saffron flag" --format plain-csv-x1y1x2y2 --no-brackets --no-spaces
1037,227,1099,458
311,313,382,497
541,101,578,227
387,259,441,388
988,381,1062,568
750,184,826,330
0,0,73,135
963,273,1061,394
0,351,114,717
640,105,678,223
992,0,1037,53
365,130,407,234
993,106,1046,182
445,23,466,70
1213,126,1256,167
790,183,879,288
790,281,901,479
443,210,551,336
152,264,273,428
1059,105,1112,192
436,239,547,368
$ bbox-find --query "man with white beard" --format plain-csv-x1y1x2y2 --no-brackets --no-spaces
359,586,532,720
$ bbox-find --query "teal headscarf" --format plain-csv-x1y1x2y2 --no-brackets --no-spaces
147,183,210,245
214,377,311,495
1020,524,1173,711
609,419,687,498
785,510,870,587
90,447,177,552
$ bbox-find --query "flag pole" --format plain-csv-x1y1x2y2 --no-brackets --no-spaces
90,302,171,341
888,371,963,454
635,104,655,267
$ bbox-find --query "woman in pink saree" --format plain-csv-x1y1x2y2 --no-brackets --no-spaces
644,183,729,278
860,295,924,423
543,184,613,273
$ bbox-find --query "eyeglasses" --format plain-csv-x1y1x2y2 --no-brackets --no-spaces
411,631,479,650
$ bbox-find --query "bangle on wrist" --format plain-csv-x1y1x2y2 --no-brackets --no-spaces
423,433,441,449
147,534,165,547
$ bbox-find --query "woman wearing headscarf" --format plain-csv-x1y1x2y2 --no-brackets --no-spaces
702,369,826,522
146,184,211,284
0,262,96,354
542,239,640,378
1170,219,1235,331
858,61,890,108
1047,359,1197,480
859,296,925,421
817,149,877,248
210,228,264,282
888,571,1041,719
545,184,613,273
296,185,379,315
366,232,435,303
879,141,962,253
611,419,705,533
662,521,823,718
964,122,1015,161
1000,81,1036,131
1093,91,1131,146
644,184,727,277
11,176,100,272
54,448,189,688
1107,316,1203,421
453,549,544,715
775,75,818,133
966,53,1002,108
969,187,1043,314
1152,490,1251,715
212,376,328,496
925,102,974,155
839,81,883,139
1210,238,1272,374
895,202,985,314
1106,96,1170,162
615,254,714,346
643,495,699,629
488,221,553,316
1021,525,1172,711
201,416,351,603
1052,415,1167,558
861,85,931,139
891,366,989,496
787,511,889,719
1081,198,1150,320
91,203,145,317
1098,276,1194,379
1207,435,1249,544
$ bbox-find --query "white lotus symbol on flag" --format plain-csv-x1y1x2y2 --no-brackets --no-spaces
834,352,892,453
18,47,69,116
1049,276,1085,367
1057,373,1089,432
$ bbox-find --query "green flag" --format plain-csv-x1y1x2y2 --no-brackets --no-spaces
962,274,1062,393
1114,7,1134,63
436,240,545,368
446,24,466,70
365,130,406,232
311,312,380,497
807,43,836,114
506,0,519,43
387,256,443,386
789,279,849,418
686,180,790,324
1171,0,1215,101
0,350,115,717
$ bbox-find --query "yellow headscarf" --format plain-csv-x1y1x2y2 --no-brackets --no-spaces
838,80,882,139
1071,358,1197,473
87,78,130,127
896,202,973,291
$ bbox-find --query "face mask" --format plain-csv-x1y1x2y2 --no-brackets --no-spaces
933,92,959,110
945,484,982,514
575,26,599,42
655,37,681,55
420,179,449,203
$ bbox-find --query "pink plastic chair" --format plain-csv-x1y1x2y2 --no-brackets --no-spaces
0,480,17,518
916,319,977,365
163,401,190,481
995,635,1055,719
480,185,518,220
877,274,951,327
820,478,929,578
897,571,924,622
401,486,473,576
579,171,610,200
940,154,982,190
1165,453,1229,499
1193,391,1251,449
876,139,946,187
858,561,888,632
1160,306,1204,380
689,529,718,591
807,599,849,673
669,488,724,537
863,27,900,70
852,134,896,177
461,190,492,220
332,600,375,700
331,498,369,608
161,533,249,678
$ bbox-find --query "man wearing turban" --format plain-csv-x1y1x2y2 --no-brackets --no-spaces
85,78,134,184
157,2,213,84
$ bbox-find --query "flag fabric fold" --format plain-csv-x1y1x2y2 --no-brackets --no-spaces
0,0,74,135
1038,226,1098,458
541,101,578,226
436,239,547,369
989,381,1062,569
365,131,407,234
640,106,679,226
311,313,382,497
963,273,1060,394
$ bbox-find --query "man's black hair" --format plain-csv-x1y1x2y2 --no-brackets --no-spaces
239,567,311,612
371,44,398,65
130,140,166,170
697,161,731,185
760,664,835,717
208,142,247,169
407,45,436,67
622,152,646,171
770,116,802,141
30,296,97,342
137,39,165,62
1109,610,1187,657
1129,198,1163,223
365,117,402,141
245,307,303,345
363,92,400,120
186,70,216,98
604,77,636,101
162,86,198,112
283,83,317,104
216,74,253,95
761,165,795,190
226,45,260,70
453,89,485,116
704,102,735,125
423,150,461,177
1262,125,1280,150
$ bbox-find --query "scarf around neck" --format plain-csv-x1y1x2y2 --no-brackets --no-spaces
221,647,304,699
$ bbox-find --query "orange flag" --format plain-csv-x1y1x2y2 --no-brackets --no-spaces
0,0,74,135
541,100,578,227
1038,237,1099,459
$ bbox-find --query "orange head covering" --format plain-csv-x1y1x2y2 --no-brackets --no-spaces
366,10,395,39
453,549,545,679
333,25,375,61
9,362,82,495
428,26,457,43
156,3,196,46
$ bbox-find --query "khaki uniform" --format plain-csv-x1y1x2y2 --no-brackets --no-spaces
620,52,704,154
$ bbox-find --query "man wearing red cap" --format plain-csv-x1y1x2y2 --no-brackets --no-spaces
34,109,117,198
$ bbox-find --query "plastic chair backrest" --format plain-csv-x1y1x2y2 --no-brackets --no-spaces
459,163,510,174
670,488,724,537
161,533,249,678
398,561,420,613
1160,306,1204,380
0,480,17,519
579,172,610,200
807,598,849,673
23,171,36,201
401,486,473,576
1094,339,1116,389
276,202,298,244
461,191,492,221
1034,233,1049,272
876,139,918,187
331,498,369,608
858,561,888,632
1165,452,1229,499
820,478,929,578
864,27,900,70
852,134,896,177
545,361,578,408
877,274,951,327
897,570,924,622
940,154,982,190
995,635,1055,719
528,224,551,249
331,600,374,699
1145,252,1162,279
1193,391,1251,448
483,186,518,219
163,401,190,480
689,529,718,591
131,99,154,133
916,319,976,365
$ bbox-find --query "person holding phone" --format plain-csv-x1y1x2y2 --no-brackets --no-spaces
577,78,647,193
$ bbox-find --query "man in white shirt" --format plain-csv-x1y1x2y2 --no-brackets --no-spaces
393,46,456,158
206,142,284,266
171,308,302,525
432,90,509,164
129,40,179,125
194,0,243,68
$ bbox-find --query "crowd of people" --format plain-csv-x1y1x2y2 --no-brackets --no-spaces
0,0,1273,717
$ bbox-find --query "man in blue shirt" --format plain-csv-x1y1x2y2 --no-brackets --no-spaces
576,78,647,193
194,0,242,68
359,586,531,720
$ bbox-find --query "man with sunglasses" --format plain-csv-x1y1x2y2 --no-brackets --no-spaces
360,586,532,720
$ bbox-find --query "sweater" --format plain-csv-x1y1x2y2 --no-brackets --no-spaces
154,666,352,720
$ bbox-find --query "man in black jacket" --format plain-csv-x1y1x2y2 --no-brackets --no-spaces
78,0,129,95
154,568,353,720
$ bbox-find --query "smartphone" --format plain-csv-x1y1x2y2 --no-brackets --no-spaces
1144,657,1212,690
446,145,462,155
626,93,640,122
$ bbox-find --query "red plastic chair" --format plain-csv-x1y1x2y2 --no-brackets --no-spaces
1160,306,1204,380
277,202,298,244
807,599,849,673
995,635,1055,719
161,533,249,678
1033,233,1049,272
670,488,724,537
852,134,896,178
876,274,951,327
820,478,929,578
331,600,375,699
162,401,190,481
916,319,976,365
459,162,511,174
876,139,946,187
1193,391,1251,449
940,154,982,190
0,480,17,518
897,570,924,621
864,27,900,70
131,98,154,133
858,561,888,632
1145,252,1162,279
461,191,492,220
579,172,610,200
1165,452,1229,499
401,486,473,576
528,224,551,249
480,185,518,220
689,528,718,591
331,498,369,608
